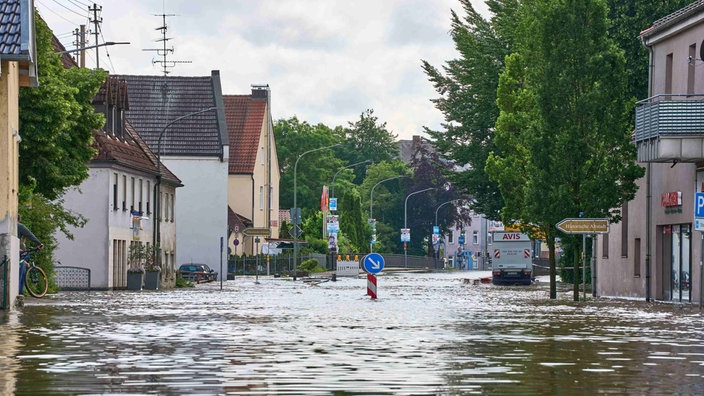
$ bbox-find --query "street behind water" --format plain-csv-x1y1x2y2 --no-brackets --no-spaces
1,271,704,395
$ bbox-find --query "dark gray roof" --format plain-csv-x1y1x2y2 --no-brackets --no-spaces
119,71,227,157
641,1,704,39
0,0,37,85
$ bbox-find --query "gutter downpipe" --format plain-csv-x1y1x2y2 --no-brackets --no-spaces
642,37,653,303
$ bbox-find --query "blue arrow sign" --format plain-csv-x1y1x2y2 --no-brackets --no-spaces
363,253,385,274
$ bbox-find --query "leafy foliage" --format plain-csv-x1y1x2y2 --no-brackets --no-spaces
18,13,106,200
338,109,399,183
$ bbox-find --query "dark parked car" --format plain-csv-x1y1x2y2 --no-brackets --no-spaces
178,263,218,283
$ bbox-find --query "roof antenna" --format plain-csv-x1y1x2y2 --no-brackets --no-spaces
142,12,191,76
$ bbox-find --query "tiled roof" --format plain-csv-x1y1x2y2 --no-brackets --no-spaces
0,0,23,55
228,206,252,231
641,1,704,38
118,71,227,157
224,94,267,174
92,119,181,185
50,33,77,68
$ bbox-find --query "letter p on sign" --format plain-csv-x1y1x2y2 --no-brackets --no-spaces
696,192,704,218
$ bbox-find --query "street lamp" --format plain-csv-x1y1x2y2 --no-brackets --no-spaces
434,199,467,269
404,187,435,268
292,143,342,279
331,160,371,199
369,175,407,253
154,107,218,268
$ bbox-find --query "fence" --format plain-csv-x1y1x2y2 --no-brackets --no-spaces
55,266,91,291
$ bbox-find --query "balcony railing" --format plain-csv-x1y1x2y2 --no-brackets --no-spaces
634,94,704,162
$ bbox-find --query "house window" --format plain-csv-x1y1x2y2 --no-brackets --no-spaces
448,231,454,244
260,146,265,165
113,173,118,211
665,53,673,96
259,186,264,210
688,44,696,95
621,202,628,257
164,193,169,222
472,230,479,244
122,175,127,211
270,186,273,209
146,181,151,214
634,238,641,277
159,192,164,221
130,177,135,212
138,179,143,213
170,193,175,222
602,233,609,258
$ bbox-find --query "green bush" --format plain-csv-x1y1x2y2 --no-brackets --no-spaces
175,273,194,288
299,258,325,273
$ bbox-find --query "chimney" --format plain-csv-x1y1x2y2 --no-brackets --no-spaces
251,84,269,100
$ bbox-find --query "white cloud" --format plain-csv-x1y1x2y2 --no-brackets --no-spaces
38,0,490,140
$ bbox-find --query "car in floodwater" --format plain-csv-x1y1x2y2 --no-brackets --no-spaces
178,263,218,283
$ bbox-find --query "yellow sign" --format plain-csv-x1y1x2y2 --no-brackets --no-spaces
242,227,271,237
556,218,609,234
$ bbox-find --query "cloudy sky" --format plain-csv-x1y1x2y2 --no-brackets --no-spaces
36,0,490,141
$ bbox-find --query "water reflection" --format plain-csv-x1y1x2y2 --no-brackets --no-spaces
4,272,704,394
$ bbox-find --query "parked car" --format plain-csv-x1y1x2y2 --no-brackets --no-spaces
178,263,218,283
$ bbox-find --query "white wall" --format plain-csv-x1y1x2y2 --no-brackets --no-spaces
164,155,228,277
55,168,110,288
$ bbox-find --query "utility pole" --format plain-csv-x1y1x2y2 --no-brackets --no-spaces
89,3,102,68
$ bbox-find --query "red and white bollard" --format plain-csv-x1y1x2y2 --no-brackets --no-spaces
367,273,377,299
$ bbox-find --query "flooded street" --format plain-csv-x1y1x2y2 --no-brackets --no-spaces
2,271,704,394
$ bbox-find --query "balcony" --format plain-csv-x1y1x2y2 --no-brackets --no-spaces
634,94,704,162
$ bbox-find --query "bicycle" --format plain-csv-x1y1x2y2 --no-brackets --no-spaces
21,247,48,298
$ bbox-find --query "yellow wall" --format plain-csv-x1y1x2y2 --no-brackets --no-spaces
0,60,20,234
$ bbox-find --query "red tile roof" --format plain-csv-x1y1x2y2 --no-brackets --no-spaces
92,119,181,185
224,94,267,174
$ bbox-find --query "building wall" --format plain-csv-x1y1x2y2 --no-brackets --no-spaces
0,60,21,308
442,212,488,270
252,121,280,239
54,168,110,288
165,156,228,277
598,15,704,302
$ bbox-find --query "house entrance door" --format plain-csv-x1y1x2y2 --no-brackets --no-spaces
662,224,691,302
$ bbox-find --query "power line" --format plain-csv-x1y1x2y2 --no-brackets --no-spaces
98,22,116,73
49,0,87,18
36,0,81,25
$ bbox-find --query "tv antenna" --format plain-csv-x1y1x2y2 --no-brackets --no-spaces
142,13,191,75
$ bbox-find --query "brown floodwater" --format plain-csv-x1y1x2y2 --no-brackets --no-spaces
1,271,703,395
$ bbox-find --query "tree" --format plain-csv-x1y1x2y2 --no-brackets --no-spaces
274,117,343,213
339,188,366,252
422,0,520,220
339,109,399,183
19,13,106,200
489,0,644,299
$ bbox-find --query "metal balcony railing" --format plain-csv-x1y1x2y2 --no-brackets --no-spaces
634,94,704,143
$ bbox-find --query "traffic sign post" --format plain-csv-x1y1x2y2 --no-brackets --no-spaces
362,253,384,300
556,217,609,302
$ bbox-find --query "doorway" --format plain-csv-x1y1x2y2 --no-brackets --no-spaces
662,224,691,302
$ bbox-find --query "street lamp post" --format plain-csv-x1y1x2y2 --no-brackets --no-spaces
154,107,218,268
369,175,407,253
434,199,466,269
292,143,342,280
404,187,435,268
331,160,371,199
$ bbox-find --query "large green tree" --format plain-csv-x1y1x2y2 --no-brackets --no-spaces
19,13,106,200
274,117,343,214
422,0,520,220
338,109,399,183
488,0,644,299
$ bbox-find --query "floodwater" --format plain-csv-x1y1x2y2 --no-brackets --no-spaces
1,271,704,395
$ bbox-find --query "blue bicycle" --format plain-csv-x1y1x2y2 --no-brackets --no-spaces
21,247,48,298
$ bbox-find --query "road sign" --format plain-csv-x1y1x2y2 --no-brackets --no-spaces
288,225,302,239
401,228,410,242
556,218,609,234
363,253,385,274
695,193,704,218
243,227,271,237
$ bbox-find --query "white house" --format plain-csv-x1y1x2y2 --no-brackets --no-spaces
55,76,182,289
120,71,229,277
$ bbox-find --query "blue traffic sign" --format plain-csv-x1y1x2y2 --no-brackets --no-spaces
363,253,385,274
696,192,704,218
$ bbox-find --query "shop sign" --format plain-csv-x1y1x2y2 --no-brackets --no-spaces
661,191,682,207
